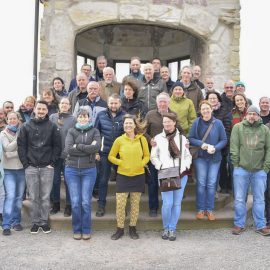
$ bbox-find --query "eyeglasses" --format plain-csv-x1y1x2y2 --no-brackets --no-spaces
225,86,234,89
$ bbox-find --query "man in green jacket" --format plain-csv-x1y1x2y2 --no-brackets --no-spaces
230,105,270,236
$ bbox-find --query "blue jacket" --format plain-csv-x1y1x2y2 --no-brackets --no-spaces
95,108,125,154
189,116,227,162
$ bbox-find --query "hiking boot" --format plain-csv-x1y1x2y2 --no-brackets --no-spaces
168,230,176,241
149,209,157,217
161,230,169,240
50,202,60,215
2,229,11,236
30,224,40,234
96,207,105,217
73,233,82,240
196,211,205,220
206,211,216,221
40,224,51,234
111,227,124,240
64,205,72,217
255,227,270,236
92,190,99,199
129,226,139,240
232,226,246,235
82,234,91,240
13,224,23,231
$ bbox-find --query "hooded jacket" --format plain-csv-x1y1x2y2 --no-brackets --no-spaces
230,119,270,173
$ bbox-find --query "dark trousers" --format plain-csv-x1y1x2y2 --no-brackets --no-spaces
265,173,270,225
148,162,159,211
219,152,232,192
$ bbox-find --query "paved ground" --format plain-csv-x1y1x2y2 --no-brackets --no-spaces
0,224,269,270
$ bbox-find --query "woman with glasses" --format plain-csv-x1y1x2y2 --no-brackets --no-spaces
49,97,76,216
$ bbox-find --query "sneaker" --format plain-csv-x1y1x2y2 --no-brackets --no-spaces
40,224,51,234
255,227,270,236
82,234,91,240
206,211,216,221
73,233,82,240
30,224,40,234
129,226,139,240
149,209,157,217
168,230,176,241
64,205,72,217
161,230,169,240
96,207,105,217
13,224,23,231
2,228,11,236
232,226,246,235
111,227,124,240
196,211,205,220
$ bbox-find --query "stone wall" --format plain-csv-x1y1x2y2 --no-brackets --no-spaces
39,0,241,93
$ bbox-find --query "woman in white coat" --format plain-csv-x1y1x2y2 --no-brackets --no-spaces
151,112,192,241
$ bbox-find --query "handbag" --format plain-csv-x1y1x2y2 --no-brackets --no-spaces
158,135,182,192
189,120,215,159
139,138,151,183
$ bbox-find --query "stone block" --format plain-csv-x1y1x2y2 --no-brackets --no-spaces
119,4,148,21
68,2,118,26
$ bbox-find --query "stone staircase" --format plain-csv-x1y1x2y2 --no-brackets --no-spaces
22,178,251,231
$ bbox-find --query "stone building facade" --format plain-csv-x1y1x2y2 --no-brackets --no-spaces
39,0,241,92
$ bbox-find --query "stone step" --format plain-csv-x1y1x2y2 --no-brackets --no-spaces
22,196,252,231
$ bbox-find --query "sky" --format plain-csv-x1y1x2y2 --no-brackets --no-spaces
0,0,269,108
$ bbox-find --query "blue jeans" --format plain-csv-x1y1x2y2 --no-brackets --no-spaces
148,162,159,211
233,167,267,230
65,166,97,234
0,182,4,214
2,169,25,229
194,158,221,211
161,175,188,231
51,159,70,205
97,155,112,208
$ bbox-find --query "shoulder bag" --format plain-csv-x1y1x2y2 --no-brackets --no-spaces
189,120,215,159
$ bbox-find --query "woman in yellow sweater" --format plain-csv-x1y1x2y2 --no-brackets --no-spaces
169,81,197,136
108,114,150,240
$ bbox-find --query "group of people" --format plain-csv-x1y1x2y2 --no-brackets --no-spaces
1,55,270,241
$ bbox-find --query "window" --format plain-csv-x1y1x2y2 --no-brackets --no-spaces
167,57,191,81
76,53,96,74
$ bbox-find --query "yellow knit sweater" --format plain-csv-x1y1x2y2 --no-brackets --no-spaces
108,133,150,176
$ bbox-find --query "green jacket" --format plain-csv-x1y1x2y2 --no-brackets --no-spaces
169,95,196,136
230,119,270,173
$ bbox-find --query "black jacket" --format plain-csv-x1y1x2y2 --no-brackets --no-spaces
221,92,234,114
17,116,61,168
121,97,147,118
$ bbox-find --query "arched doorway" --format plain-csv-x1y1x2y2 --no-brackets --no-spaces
74,23,206,82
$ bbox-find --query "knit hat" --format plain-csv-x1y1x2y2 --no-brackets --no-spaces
171,81,185,90
247,105,260,116
235,81,245,88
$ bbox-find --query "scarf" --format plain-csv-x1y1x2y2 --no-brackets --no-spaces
6,124,19,133
165,129,180,159
75,122,92,131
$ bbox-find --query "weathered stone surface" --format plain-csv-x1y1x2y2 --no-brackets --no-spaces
181,5,218,37
68,2,118,27
148,4,182,26
119,4,148,21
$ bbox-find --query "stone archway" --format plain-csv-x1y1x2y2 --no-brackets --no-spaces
39,0,240,93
